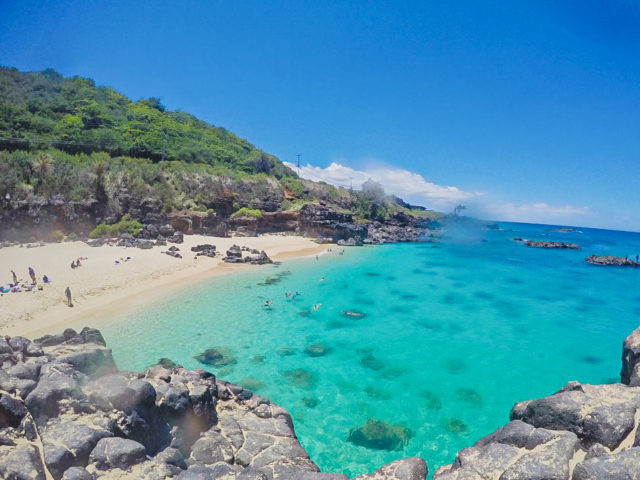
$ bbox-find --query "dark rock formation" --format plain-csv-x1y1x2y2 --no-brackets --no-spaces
192,244,217,258
258,211,300,234
298,204,368,243
586,255,639,267
0,328,422,480
168,231,185,244
222,245,272,264
622,327,640,386
194,348,237,367
348,420,413,451
524,240,580,249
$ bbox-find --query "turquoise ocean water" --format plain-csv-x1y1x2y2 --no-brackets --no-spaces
102,222,640,477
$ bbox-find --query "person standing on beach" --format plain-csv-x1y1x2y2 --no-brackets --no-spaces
65,286,73,307
11,270,17,285
28,267,36,285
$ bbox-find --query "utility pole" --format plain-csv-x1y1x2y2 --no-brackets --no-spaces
296,154,301,176
350,177,353,191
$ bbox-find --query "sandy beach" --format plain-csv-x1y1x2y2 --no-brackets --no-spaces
0,234,327,338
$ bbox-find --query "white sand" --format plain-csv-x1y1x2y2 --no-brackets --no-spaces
0,235,327,338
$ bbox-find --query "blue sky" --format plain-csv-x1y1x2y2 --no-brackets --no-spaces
1,1,639,230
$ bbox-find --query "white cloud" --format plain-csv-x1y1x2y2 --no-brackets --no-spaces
476,202,590,224
283,161,473,207
283,160,594,226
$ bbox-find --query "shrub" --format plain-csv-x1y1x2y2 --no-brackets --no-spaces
231,207,262,219
88,214,143,238
67,232,78,241
281,177,304,197
50,229,64,242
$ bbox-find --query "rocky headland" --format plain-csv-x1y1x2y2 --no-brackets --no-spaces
4,326,640,479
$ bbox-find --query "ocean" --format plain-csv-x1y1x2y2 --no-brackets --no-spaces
102,221,640,477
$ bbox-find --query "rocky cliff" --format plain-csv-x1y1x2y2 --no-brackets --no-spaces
0,328,425,480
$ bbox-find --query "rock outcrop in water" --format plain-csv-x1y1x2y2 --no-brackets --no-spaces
0,328,426,480
524,240,581,250
586,255,639,267
433,325,640,480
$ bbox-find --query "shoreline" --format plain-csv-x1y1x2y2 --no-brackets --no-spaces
0,234,328,338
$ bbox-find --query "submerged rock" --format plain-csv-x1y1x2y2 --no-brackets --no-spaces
420,391,442,410
238,377,265,392
283,369,315,388
348,420,413,451
455,388,482,406
360,353,386,371
443,418,467,434
194,348,237,367
304,344,330,357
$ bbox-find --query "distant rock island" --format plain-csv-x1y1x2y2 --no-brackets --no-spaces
4,326,640,479
524,240,581,250
586,255,640,267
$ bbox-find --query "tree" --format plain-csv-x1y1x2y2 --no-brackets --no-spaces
453,204,466,216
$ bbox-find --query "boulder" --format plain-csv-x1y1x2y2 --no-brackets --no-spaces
0,391,29,427
510,382,640,450
168,231,184,244
352,458,427,480
0,443,47,480
62,467,93,480
348,420,413,451
61,467,93,480
194,348,237,367
621,326,640,386
573,447,640,479
89,437,147,470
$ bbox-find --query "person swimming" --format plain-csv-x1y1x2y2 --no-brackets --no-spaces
264,300,273,308
312,303,322,312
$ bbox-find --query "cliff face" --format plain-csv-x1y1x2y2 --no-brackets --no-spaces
0,328,426,480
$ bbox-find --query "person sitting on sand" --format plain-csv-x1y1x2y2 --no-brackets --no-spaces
65,286,73,307
28,267,36,285
42,275,51,283
11,270,17,286
71,260,76,269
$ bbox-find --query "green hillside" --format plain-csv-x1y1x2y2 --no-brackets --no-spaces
0,67,437,241
0,66,288,176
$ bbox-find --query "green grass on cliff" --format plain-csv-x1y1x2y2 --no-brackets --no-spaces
0,67,438,236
